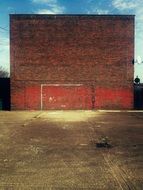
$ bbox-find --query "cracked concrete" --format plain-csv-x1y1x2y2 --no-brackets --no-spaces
0,111,142,189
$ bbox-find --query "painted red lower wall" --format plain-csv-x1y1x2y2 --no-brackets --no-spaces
11,84,133,110
42,86,93,110
25,86,41,110
11,85,25,110
95,87,133,109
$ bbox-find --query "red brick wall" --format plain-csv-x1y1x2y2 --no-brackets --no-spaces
10,15,134,110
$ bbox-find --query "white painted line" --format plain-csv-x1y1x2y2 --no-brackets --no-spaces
41,84,83,87
40,83,84,110
97,110,143,112
40,84,43,110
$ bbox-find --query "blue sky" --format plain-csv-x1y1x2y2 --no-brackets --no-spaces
0,0,143,81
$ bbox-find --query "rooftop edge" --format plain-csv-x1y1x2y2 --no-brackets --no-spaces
10,14,135,18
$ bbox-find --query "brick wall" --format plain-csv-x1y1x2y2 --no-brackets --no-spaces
10,15,134,110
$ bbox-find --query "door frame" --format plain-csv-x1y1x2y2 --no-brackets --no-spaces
40,84,83,110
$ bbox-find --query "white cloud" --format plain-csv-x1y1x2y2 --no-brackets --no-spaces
37,4,65,14
37,9,56,14
32,0,65,14
87,8,109,14
112,0,137,10
95,9,109,14
50,4,65,13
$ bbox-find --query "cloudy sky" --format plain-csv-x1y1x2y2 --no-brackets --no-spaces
0,0,143,81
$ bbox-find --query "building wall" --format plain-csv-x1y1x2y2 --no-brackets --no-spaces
10,15,134,110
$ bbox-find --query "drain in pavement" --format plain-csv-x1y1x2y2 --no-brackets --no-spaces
96,136,112,148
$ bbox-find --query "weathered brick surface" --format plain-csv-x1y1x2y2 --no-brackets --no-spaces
10,15,134,110
95,87,133,109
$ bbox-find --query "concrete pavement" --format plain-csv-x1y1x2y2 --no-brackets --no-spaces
0,111,142,189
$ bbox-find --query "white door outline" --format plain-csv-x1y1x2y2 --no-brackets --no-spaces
40,84,83,110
